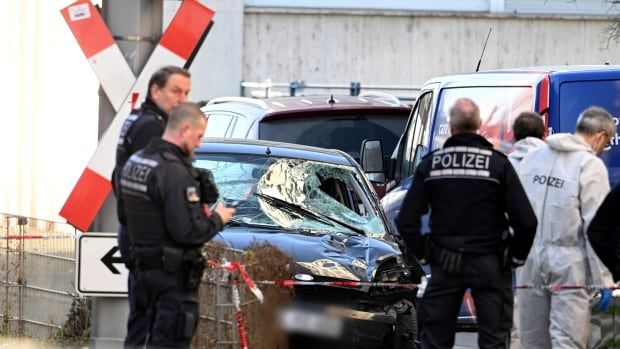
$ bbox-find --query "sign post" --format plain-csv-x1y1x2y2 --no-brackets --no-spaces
76,233,128,297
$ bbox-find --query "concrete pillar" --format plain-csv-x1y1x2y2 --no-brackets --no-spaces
90,1,162,347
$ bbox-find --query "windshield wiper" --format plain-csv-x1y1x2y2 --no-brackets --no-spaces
253,192,366,236
227,218,286,231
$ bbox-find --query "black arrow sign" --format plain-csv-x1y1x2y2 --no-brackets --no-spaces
101,246,124,274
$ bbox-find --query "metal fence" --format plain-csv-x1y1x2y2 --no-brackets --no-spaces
240,80,421,103
0,213,85,341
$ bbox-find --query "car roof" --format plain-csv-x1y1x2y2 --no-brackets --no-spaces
426,65,620,87
197,138,354,166
202,95,411,121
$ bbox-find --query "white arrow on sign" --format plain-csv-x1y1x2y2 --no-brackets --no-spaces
76,232,128,297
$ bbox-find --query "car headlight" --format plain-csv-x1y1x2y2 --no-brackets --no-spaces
376,270,401,282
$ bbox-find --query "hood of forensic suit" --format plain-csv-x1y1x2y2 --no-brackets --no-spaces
546,133,595,153
509,137,546,163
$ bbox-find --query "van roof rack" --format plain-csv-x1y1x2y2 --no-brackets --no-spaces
358,91,402,105
206,97,269,110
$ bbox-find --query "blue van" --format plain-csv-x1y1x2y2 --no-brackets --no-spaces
361,65,620,333
372,65,620,232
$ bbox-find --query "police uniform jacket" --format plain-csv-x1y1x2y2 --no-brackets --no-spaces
588,182,620,281
113,98,168,225
396,133,537,261
120,138,223,249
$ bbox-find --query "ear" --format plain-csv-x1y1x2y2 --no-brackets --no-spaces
149,84,160,99
181,122,192,135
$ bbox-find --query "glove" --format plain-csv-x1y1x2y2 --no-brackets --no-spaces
197,168,219,204
594,288,613,312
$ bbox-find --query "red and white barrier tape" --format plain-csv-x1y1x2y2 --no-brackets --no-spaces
0,234,76,240
208,261,264,303
208,260,264,349
207,260,619,292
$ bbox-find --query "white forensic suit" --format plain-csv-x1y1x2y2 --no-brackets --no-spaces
508,137,546,170
508,136,546,349
517,133,613,349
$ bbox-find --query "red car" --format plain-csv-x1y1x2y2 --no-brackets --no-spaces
201,94,411,196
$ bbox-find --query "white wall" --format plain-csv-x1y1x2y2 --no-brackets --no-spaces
245,0,619,15
242,9,620,88
164,0,244,101
0,0,99,221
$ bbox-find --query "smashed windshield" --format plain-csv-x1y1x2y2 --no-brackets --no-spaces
194,154,386,237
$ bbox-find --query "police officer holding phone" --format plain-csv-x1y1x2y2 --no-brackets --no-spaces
121,102,235,347
396,98,537,349
113,66,192,347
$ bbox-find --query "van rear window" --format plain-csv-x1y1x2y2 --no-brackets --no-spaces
432,87,534,153
259,114,408,161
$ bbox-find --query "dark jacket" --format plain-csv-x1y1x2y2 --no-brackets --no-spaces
120,139,223,248
396,133,537,260
588,182,620,281
113,98,168,225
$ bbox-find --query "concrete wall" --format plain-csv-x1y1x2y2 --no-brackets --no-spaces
242,8,620,88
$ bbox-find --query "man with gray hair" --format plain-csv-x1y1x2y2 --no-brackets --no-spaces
517,106,615,348
397,98,537,348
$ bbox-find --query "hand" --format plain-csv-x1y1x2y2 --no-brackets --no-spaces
214,201,235,225
594,288,613,312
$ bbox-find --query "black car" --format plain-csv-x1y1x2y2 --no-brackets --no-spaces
195,138,423,348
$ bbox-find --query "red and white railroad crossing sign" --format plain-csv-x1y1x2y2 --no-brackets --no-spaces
59,0,214,231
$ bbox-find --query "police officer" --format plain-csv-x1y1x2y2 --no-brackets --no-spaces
120,102,235,347
396,98,537,349
112,65,191,347
589,183,620,282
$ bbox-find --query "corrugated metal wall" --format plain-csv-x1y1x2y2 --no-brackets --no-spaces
0,1,99,222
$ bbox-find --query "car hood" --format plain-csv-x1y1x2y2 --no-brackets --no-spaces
214,227,402,282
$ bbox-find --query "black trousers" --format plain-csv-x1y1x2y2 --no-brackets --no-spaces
418,252,513,349
118,224,150,348
131,269,199,348
124,269,150,348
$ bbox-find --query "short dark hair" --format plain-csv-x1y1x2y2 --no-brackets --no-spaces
147,66,190,98
449,98,480,133
513,112,545,141
167,102,205,131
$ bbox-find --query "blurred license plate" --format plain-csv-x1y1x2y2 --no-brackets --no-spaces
280,308,343,339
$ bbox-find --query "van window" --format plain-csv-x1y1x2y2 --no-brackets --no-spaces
259,113,408,162
431,87,534,153
559,80,620,184
400,92,433,179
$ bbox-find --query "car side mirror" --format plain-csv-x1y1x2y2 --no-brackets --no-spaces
360,139,385,173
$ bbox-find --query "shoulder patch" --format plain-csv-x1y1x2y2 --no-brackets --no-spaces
186,186,200,202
